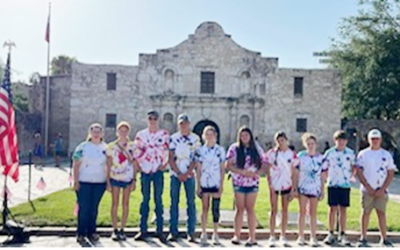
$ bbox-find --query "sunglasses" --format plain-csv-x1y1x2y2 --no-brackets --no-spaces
148,117,158,121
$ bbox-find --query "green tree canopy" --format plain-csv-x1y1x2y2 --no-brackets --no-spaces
329,0,400,120
51,55,77,75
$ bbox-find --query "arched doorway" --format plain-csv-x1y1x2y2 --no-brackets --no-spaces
193,120,220,144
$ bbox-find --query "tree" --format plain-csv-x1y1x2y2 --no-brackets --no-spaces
328,0,400,120
51,55,77,75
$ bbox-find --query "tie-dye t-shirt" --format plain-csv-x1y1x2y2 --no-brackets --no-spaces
226,143,267,188
322,147,355,188
133,128,170,174
266,148,298,191
106,141,135,183
169,132,201,178
72,141,108,183
356,148,397,192
296,151,327,197
195,144,226,189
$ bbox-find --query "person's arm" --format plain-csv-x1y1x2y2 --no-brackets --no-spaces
356,168,375,195
73,160,81,191
375,169,395,197
168,151,180,174
196,162,202,197
218,162,226,196
106,156,112,191
320,169,328,200
185,161,197,179
292,166,299,197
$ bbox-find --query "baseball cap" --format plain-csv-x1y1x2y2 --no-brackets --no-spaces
177,113,190,123
368,129,382,139
147,110,159,119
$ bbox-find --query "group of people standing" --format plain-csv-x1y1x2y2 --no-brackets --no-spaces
71,110,397,247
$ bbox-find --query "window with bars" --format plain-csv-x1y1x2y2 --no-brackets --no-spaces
107,73,117,90
294,77,303,97
200,72,215,94
296,118,307,132
106,114,117,128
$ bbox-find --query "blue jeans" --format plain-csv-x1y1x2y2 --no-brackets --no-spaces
140,170,164,234
77,182,106,236
170,176,196,236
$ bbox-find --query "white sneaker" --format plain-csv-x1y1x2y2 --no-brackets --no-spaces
297,236,306,246
323,232,336,245
311,237,319,247
280,235,289,246
200,233,208,245
268,236,276,247
212,233,220,246
341,234,351,246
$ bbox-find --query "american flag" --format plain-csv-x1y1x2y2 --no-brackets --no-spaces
0,52,19,182
36,177,46,190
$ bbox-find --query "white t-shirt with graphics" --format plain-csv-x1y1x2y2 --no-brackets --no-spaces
266,148,298,191
195,144,226,189
356,148,397,192
73,141,108,183
169,132,201,177
322,147,355,188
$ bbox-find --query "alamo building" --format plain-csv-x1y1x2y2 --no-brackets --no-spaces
28,21,341,154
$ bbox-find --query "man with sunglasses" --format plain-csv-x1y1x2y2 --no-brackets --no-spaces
134,110,170,242
356,129,396,247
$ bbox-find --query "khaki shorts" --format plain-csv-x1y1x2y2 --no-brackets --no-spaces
361,192,388,212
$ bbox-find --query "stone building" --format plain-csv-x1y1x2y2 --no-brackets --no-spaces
66,21,342,152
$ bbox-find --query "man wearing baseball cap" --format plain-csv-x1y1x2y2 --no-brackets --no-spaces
356,129,396,247
134,110,170,242
168,113,201,242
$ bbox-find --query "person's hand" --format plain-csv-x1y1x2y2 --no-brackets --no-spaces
350,176,357,183
319,190,325,201
197,188,202,198
130,181,136,192
73,182,80,191
106,182,112,192
178,173,185,182
366,185,375,196
243,170,257,178
292,189,299,199
217,186,223,198
375,188,385,197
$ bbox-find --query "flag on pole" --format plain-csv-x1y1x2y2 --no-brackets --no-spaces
45,11,50,43
36,177,47,190
0,52,19,182
1,186,12,201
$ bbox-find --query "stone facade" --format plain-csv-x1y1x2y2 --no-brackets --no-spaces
68,22,342,152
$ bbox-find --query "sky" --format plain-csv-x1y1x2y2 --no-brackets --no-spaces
0,0,360,83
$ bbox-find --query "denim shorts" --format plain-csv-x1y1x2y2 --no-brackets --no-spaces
234,185,259,194
110,179,132,189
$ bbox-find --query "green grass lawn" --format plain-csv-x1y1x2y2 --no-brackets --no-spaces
9,174,400,231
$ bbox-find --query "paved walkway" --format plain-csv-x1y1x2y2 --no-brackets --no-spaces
0,236,399,248
0,163,71,208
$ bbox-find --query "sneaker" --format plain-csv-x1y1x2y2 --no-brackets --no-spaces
269,236,276,247
88,233,100,242
119,230,127,241
324,232,336,245
111,230,120,241
76,235,86,244
280,235,289,247
231,235,241,245
200,233,208,245
341,234,351,246
357,238,369,248
245,241,258,247
212,233,221,246
187,234,197,243
380,239,394,247
297,236,306,246
311,237,319,247
168,234,180,242
134,232,148,242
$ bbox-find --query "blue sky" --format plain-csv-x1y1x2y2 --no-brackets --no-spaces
0,0,359,82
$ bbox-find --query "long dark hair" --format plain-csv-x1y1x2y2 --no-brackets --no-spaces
236,126,261,169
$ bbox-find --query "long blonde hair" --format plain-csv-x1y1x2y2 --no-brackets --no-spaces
86,123,104,142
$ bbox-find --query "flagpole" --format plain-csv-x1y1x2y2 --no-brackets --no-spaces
44,2,51,160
